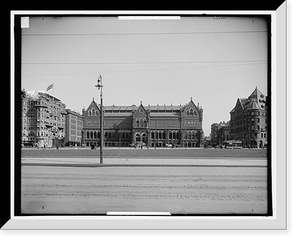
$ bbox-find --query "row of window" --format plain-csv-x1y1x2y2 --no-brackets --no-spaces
232,118,267,127
232,111,267,120
136,119,147,128
231,125,267,133
85,130,131,139
237,133,267,139
186,108,197,116
87,108,99,116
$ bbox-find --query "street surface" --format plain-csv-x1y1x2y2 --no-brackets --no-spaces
21,156,268,215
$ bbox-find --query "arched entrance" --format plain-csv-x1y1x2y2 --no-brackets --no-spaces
135,133,141,142
142,133,147,143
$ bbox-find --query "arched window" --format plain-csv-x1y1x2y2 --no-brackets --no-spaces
95,110,99,116
142,133,147,143
91,108,95,116
136,119,140,127
144,119,147,128
88,110,91,116
136,133,141,142
194,111,197,116
140,118,143,128
90,131,93,139
190,108,194,116
187,110,189,116
191,131,196,139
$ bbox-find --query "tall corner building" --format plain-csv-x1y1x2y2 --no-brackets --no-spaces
21,90,67,147
230,87,268,148
82,98,204,147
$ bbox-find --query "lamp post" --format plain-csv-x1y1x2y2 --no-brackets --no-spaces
95,75,103,164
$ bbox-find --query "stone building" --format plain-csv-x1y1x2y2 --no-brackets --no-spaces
210,121,230,146
21,90,67,147
229,87,268,148
64,109,83,146
82,98,204,148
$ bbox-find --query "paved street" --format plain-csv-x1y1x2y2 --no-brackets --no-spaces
21,157,268,215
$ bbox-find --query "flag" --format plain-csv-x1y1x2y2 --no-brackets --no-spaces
46,83,54,91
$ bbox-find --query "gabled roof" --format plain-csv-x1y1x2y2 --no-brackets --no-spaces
86,99,202,115
230,87,266,113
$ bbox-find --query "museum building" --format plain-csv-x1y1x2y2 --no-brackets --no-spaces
82,98,204,147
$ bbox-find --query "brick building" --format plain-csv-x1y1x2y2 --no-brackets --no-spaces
82,98,204,148
229,87,268,148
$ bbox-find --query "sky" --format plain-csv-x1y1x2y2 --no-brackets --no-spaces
21,15,268,136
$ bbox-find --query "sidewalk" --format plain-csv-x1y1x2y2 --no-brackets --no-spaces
21,157,268,167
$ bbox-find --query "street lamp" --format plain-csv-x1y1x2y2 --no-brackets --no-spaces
95,75,103,164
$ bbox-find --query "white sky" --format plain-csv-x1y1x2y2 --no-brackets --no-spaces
21,15,268,136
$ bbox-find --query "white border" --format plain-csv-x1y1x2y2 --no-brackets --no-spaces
5,6,287,229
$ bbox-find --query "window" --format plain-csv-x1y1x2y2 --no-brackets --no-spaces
190,109,193,116
140,119,143,128
257,118,260,123
136,119,139,127
144,119,147,128
88,110,91,116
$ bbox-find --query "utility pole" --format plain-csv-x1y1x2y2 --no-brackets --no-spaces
95,75,103,164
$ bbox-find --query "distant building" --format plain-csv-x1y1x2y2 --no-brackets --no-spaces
82,98,204,147
64,109,83,146
210,121,230,146
21,90,67,147
229,87,268,148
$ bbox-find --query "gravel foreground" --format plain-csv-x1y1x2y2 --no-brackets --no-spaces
21,148,269,215
21,161,269,215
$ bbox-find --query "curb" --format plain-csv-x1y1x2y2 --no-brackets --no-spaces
22,163,267,168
